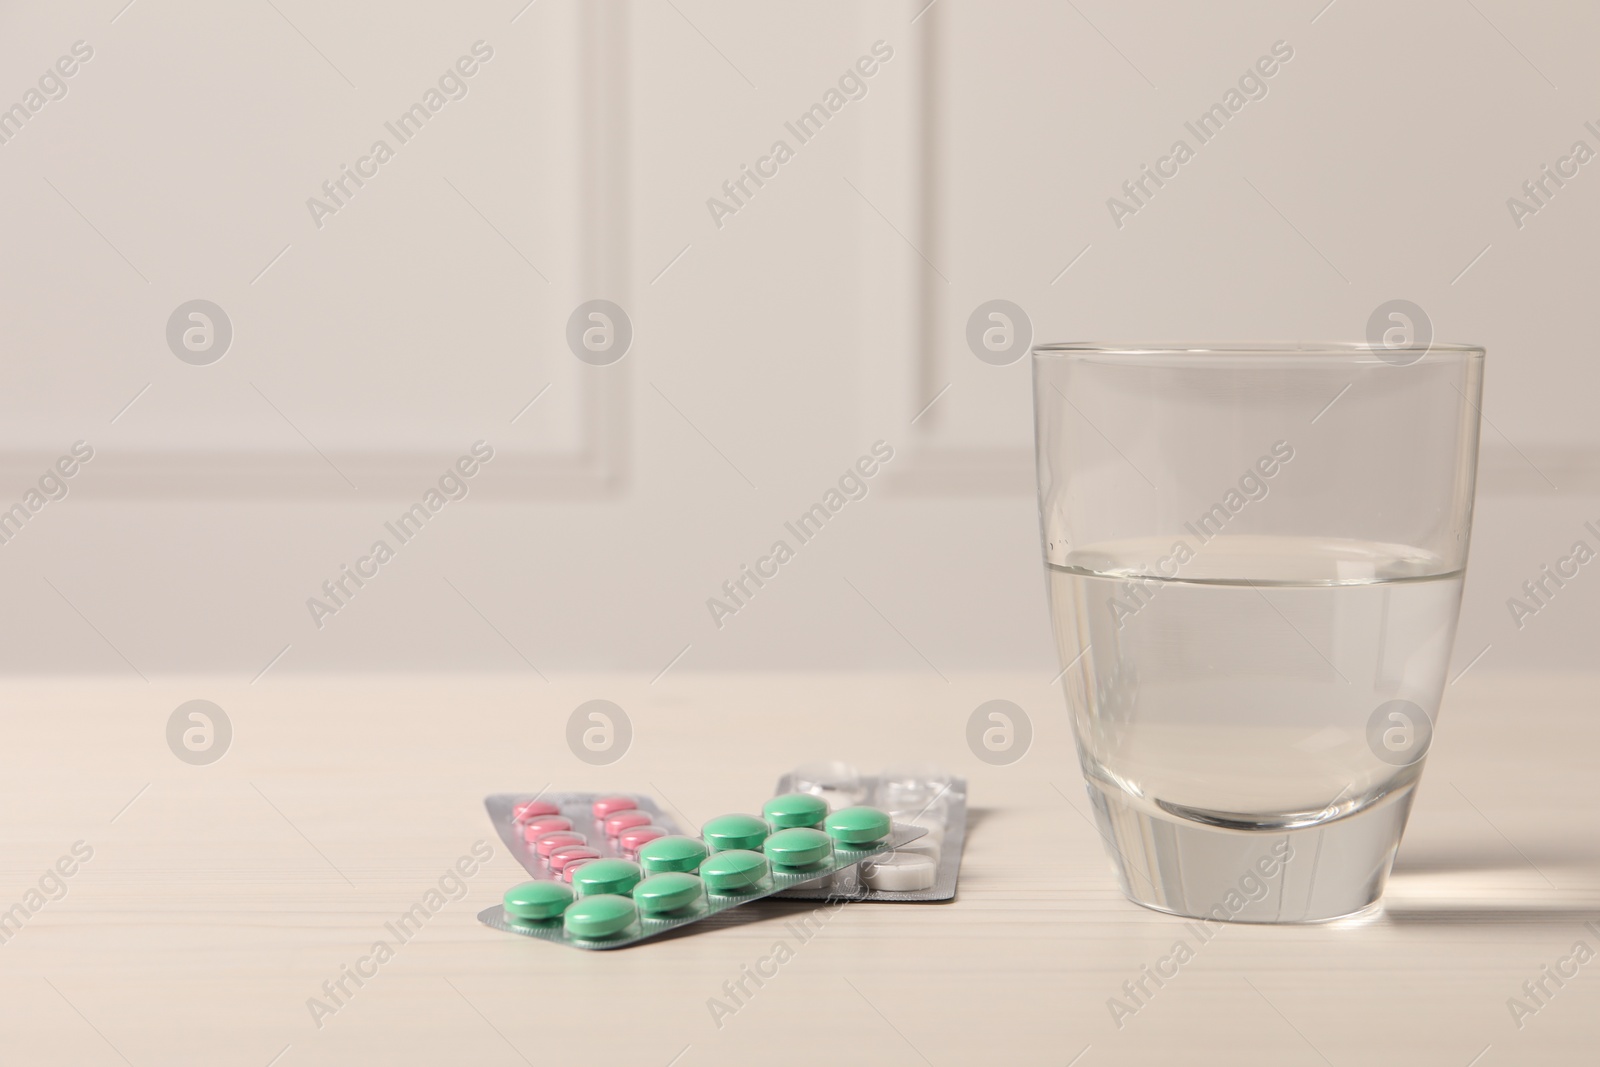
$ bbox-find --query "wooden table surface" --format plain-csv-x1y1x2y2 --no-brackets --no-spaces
3,672,1596,1066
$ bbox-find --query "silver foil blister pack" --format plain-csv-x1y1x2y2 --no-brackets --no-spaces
772,762,967,901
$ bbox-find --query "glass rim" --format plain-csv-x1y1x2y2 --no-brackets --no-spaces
1032,341,1484,360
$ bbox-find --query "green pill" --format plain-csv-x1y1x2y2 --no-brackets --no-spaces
763,792,828,829
763,826,833,868
701,813,770,852
570,858,642,897
633,872,704,915
637,835,709,874
563,894,638,939
699,850,769,893
824,806,892,846
502,880,573,921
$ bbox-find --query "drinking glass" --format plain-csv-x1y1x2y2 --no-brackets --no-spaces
1033,342,1484,922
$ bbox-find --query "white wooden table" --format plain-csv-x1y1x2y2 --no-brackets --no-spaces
2,672,1595,1065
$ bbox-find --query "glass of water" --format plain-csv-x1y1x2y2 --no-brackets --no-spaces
1033,342,1484,922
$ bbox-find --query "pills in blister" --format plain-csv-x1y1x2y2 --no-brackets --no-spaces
571,858,642,897
893,836,941,862
532,830,587,857
513,799,560,821
879,762,954,812
522,815,574,842
482,790,921,950
633,872,703,915
701,814,769,852
563,894,637,939
824,806,892,846
549,846,601,873
763,827,833,868
562,858,600,883
592,795,636,819
603,810,654,838
503,881,573,921
771,765,968,903
617,825,669,854
637,835,708,874
763,792,828,829
700,849,769,893
861,853,937,891
792,760,866,810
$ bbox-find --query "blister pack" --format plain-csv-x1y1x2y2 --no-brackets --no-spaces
770,762,967,901
478,791,925,950
485,792,684,879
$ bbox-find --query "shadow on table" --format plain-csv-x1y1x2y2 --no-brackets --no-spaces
632,896,845,945
962,806,996,833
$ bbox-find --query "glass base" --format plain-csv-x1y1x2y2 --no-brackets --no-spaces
1085,779,1416,923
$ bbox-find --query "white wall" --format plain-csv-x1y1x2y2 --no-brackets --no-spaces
0,0,1595,679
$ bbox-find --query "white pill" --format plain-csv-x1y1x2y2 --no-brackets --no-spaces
793,761,860,794
879,762,954,811
861,853,937,891
817,786,867,811
792,762,868,811
893,837,941,862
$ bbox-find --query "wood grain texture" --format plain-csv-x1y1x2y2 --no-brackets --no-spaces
0,672,1595,1065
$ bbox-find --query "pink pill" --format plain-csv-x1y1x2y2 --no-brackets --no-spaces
618,825,669,854
532,830,586,857
522,816,574,842
592,795,637,819
513,799,560,821
603,810,653,837
562,857,600,883
549,846,601,872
